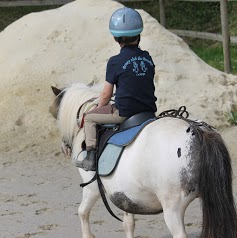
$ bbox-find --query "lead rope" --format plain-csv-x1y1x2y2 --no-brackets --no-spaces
77,98,99,188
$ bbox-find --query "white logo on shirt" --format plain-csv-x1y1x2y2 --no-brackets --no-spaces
122,56,153,77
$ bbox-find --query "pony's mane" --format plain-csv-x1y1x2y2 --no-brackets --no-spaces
58,83,100,146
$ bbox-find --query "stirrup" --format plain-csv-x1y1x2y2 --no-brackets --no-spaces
75,150,96,171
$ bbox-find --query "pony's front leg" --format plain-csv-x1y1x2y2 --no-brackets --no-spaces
78,183,100,238
123,212,135,238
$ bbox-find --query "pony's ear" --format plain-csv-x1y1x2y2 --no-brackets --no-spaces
51,86,62,96
87,81,94,88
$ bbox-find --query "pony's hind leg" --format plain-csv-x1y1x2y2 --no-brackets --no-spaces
123,212,135,238
78,184,100,238
161,195,190,238
163,206,187,238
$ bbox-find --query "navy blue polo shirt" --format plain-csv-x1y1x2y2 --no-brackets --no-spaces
106,44,157,117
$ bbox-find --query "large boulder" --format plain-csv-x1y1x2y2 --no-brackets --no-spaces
0,0,236,154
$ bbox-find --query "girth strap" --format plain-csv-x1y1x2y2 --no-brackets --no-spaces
96,172,122,222
79,146,122,222
80,174,97,188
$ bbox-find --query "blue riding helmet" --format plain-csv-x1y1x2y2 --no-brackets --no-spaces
109,7,143,37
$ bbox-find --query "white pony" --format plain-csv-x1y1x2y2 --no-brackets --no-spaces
50,83,237,238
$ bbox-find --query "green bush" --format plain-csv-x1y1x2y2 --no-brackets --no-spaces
228,111,237,125
0,5,60,30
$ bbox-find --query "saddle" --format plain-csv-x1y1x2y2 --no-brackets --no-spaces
96,111,156,176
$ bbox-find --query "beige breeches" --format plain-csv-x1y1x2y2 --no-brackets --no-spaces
84,104,126,149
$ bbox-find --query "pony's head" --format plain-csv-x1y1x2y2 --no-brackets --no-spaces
50,83,100,152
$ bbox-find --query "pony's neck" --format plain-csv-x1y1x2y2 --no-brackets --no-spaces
58,84,99,146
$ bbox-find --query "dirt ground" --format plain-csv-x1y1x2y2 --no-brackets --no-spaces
1,127,237,238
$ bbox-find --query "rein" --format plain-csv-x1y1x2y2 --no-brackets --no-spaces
76,97,98,129
62,97,98,154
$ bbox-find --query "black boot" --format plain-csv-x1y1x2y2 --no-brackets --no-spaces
75,150,96,171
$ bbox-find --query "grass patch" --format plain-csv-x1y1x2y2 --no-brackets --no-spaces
228,111,237,125
191,42,237,74
228,103,237,125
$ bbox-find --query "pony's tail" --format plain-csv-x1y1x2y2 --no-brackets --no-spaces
198,130,237,238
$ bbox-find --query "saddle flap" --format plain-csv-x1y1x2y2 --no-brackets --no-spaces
98,144,124,176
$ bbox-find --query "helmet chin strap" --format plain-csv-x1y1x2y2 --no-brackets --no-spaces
117,37,122,44
137,35,140,45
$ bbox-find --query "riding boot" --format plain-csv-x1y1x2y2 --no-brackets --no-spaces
75,150,96,171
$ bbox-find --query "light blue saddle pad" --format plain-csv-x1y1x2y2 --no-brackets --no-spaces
108,118,155,146
98,144,124,176
98,118,155,176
